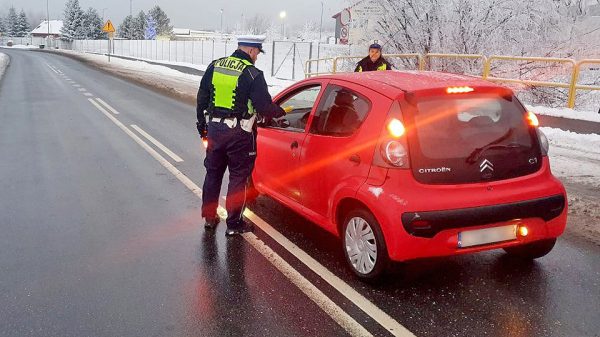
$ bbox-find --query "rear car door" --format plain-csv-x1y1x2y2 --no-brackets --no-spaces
254,83,324,204
298,81,391,222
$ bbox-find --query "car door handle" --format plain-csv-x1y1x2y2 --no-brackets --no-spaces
291,140,299,150
349,154,361,164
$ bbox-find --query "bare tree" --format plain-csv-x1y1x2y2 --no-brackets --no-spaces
244,14,270,35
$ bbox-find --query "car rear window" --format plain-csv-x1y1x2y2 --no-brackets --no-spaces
406,93,542,184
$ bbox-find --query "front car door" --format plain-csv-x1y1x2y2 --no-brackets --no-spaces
254,82,325,204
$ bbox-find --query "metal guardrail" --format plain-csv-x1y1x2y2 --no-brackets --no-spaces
304,53,600,108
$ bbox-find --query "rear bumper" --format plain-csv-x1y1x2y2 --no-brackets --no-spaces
401,194,565,238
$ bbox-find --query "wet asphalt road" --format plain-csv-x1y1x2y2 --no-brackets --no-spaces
1,49,599,337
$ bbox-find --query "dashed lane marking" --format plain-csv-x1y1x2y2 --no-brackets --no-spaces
83,93,93,97
95,98,120,115
45,63,58,74
130,124,184,163
78,88,87,92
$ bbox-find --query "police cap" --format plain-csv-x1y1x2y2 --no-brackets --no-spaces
237,35,266,53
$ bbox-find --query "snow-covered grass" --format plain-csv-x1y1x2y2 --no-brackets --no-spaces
0,44,39,50
0,53,9,80
528,105,600,123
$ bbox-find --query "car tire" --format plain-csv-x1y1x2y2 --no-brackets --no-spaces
503,238,557,259
342,208,389,281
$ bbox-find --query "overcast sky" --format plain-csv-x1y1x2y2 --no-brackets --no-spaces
1,0,348,31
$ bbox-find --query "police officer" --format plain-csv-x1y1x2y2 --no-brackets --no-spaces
196,35,285,236
354,43,393,72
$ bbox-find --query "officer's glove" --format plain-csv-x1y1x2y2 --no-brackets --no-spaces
283,105,294,114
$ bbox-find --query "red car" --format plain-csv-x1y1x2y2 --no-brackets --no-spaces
253,71,567,280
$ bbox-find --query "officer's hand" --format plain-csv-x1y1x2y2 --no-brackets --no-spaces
283,105,294,114
196,121,205,136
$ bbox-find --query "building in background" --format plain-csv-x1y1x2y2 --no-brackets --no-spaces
332,0,384,45
30,20,63,39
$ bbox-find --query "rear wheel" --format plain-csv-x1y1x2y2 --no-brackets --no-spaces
503,238,557,259
342,208,389,281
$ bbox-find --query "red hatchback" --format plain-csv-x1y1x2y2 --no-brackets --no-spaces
253,71,567,280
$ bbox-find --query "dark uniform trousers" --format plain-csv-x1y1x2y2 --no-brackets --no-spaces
201,119,256,229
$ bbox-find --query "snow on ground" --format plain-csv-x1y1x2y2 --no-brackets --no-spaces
0,44,39,50
0,53,9,80
41,48,600,244
528,105,600,123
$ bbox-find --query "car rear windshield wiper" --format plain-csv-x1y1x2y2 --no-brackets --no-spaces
466,128,526,164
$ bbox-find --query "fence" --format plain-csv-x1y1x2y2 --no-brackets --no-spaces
305,53,600,110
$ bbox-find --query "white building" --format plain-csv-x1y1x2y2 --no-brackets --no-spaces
30,20,63,39
332,0,384,45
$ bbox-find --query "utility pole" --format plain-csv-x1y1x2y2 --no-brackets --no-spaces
317,1,323,72
220,9,224,33
102,8,107,22
130,0,132,16
46,0,50,46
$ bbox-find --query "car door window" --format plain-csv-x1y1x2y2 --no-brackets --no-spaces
269,85,321,132
310,85,370,137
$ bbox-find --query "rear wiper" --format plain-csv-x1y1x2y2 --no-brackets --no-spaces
466,128,517,164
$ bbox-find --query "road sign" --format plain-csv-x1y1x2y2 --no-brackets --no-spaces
102,20,115,33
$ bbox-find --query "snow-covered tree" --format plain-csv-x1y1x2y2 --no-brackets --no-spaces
297,21,319,41
81,7,103,39
118,15,135,39
148,6,173,37
6,7,19,37
144,14,157,40
0,17,5,36
15,9,30,37
60,0,85,40
244,14,270,35
132,10,147,40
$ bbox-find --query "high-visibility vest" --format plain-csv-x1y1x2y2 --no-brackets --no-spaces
211,56,255,114
357,63,388,72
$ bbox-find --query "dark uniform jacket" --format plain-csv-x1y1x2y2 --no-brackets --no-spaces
354,56,393,72
196,49,284,134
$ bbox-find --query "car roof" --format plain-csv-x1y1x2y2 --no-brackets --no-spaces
315,71,505,98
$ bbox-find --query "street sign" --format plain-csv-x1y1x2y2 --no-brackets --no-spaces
102,20,116,33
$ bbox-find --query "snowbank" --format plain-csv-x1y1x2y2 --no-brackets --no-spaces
0,44,38,50
0,53,9,80
527,105,600,123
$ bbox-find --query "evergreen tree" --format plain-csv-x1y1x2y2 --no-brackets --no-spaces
0,16,6,36
82,7,103,39
144,14,157,40
7,7,19,37
118,15,134,39
60,0,85,40
16,10,30,37
148,6,173,37
132,10,147,40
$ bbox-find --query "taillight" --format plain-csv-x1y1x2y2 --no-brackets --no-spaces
387,118,405,138
383,140,408,167
374,101,410,169
526,111,539,127
446,86,474,94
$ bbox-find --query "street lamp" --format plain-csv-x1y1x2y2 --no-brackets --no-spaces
317,1,324,73
279,11,286,39
220,9,224,33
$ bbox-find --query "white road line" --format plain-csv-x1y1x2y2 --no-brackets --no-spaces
83,93,93,97
95,98,120,115
87,98,377,336
244,209,414,337
78,88,87,92
73,84,80,87
130,124,184,163
244,233,373,337
87,98,201,197
45,63,58,74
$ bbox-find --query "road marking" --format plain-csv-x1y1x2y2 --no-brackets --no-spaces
95,98,120,115
130,125,184,163
83,93,93,97
88,98,413,336
244,232,373,337
45,63,58,74
244,209,414,337
78,88,87,92
87,98,201,197
73,84,80,87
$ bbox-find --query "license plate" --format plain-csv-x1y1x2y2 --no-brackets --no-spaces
458,225,517,248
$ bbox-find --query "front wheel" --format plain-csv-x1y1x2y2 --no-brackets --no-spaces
342,209,389,281
503,238,557,259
